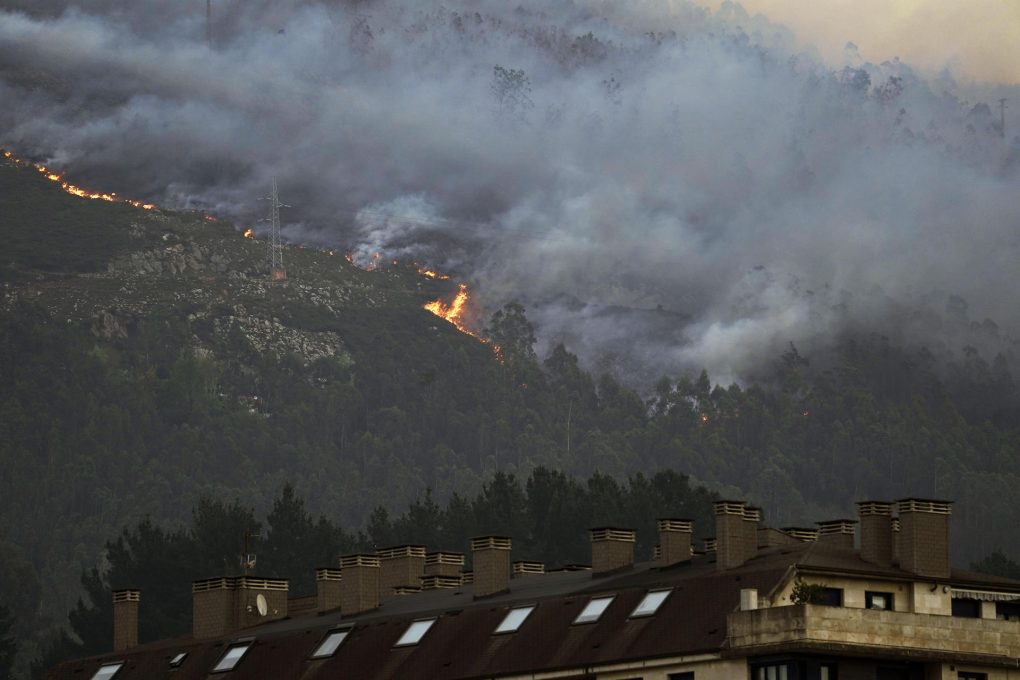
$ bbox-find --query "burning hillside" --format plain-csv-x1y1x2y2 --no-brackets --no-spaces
2,150,156,211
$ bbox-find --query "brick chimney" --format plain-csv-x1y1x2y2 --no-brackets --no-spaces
512,560,545,578
422,574,462,590
425,551,464,578
657,519,692,566
816,519,857,549
743,507,762,560
192,576,288,639
714,500,747,569
781,527,819,542
703,537,717,553
339,554,380,615
315,568,342,613
470,536,511,597
112,589,139,652
857,501,894,567
377,545,426,600
590,528,636,574
896,498,952,579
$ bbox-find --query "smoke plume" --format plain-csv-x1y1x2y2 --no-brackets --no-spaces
2,0,1018,385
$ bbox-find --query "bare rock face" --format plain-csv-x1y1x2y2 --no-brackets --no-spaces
91,309,131,340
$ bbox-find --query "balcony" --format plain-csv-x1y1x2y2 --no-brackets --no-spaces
726,604,1020,667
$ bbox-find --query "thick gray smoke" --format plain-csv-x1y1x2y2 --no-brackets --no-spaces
2,0,1018,385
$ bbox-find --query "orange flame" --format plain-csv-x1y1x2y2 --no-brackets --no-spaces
417,267,450,280
1,150,157,210
243,228,254,239
424,283,471,333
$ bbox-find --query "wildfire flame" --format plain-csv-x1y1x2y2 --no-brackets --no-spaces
424,283,471,333
418,267,450,280
2,149,156,210
243,228,254,239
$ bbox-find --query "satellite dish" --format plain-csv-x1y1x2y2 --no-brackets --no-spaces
256,593,268,617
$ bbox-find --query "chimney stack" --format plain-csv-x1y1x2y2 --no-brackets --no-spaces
192,576,288,639
896,498,952,579
470,536,511,598
339,554,380,615
743,507,762,560
782,527,820,542
714,500,748,569
816,519,857,549
422,574,462,590
590,528,636,575
512,560,545,578
704,537,717,553
425,551,465,578
112,589,139,652
892,517,901,564
657,519,693,566
315,568,342,613
377,545,426,600
857,501,894,567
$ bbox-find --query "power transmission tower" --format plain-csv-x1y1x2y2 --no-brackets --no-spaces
999,98,1008,138
262,177,289,281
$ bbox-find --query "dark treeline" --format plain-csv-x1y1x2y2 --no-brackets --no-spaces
29,469,716,676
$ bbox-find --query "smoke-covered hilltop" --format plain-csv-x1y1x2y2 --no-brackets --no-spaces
1,0,1018,385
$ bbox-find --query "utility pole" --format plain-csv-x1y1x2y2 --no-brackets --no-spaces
999,98,1008,138
262,177,289,281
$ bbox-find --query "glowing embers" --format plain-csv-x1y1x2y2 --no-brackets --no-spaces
395,618,437,646
212,641,253,672
494,605,535,634
629,589,672,618
310,629,350,659
90,663,124,680
573,595,615,624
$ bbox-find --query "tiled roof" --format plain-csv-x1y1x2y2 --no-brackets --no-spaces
44,542,1020,680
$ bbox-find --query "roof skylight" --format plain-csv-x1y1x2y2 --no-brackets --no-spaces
395,618,437,646
574,595,615,624
311,629,350,659
90,663,124,680
212,642,252,672
630,589,672,618
169,652,187,667
494,605,535,633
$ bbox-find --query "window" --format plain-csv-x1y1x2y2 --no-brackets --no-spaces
952,598,981,618
865,591,894,611
958,673,988,680
169,652,187,667
820,663,837,680
754,663,791,680
90,664,124,680
395,618,436,646
996,602,1020,621
630,589,671,618
494,605,535,634
814,588,843,607
310,629,350,659
668,673,695,680
212,642,252,672
574,595,615,624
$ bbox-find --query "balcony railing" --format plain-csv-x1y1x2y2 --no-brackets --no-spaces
727,604,1020,667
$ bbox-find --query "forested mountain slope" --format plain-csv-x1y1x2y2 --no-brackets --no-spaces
2,153,1020,675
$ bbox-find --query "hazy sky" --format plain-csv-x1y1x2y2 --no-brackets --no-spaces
698,0,1020,84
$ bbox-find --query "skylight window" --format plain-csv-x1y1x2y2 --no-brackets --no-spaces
90,663,124,680
574,595,615,624
212,642,253,672
630,589,672,618
311,629,350,659
395,618,437,646
494,605,535,634
169,652,187,667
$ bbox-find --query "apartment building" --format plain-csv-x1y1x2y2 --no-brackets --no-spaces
45,498,1020,680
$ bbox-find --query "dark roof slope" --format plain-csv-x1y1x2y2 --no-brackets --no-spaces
45,542,1020,680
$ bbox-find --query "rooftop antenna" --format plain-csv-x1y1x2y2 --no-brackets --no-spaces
999,98,1008,138
241,529,261,576
261,177,290,281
